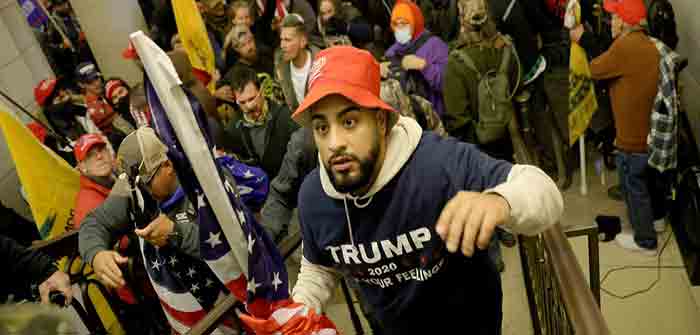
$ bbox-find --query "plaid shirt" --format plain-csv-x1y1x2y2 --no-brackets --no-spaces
647,38,682,172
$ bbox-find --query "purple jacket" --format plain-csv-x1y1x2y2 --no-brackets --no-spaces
386,31,449,117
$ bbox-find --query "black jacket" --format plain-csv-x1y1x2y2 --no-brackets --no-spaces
260,127,317,240
222,101,299,181
0,235,56,302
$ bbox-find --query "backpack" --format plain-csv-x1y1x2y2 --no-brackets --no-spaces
647,0,679,50
451,40,520,144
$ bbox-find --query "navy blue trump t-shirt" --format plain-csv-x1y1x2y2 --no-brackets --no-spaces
298,132,513,334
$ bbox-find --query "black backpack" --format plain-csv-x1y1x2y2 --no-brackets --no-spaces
647,0,679,49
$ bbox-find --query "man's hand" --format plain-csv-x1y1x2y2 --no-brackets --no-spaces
436,192,511,256
380,62,391,78
401,54,427,71
39,271,73,305
135,214,175,247
214,85,235,103
570,24,584,43
92,251,128,289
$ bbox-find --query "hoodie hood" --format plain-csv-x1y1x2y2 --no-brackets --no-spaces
319,116,423,202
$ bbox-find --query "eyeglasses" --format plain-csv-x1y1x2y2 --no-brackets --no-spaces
236,90,261,109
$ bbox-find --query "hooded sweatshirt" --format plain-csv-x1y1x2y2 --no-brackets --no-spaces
292,116,563,334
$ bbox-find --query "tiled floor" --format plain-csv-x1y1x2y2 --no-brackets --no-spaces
291,155,700,334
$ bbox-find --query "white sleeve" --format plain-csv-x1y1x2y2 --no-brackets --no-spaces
291,253,342,312
485,164,564,235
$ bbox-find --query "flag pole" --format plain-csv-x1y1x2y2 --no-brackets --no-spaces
0,89,69,145
35,0,76,53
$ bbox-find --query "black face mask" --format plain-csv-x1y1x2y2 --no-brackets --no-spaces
114,94,131,116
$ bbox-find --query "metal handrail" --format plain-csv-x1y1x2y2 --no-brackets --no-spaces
544,225,610,334
520,224,611,335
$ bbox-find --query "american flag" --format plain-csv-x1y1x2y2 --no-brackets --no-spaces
143,76,337,334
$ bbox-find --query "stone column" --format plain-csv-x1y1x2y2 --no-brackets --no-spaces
69,0,147,86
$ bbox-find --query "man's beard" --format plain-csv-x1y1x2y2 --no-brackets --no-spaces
324,133,380,194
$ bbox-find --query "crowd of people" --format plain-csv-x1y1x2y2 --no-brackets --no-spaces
1,0,682,334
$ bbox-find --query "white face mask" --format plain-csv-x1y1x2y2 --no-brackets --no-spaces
394,27,413,45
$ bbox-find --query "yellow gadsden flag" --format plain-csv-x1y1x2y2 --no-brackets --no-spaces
0,109,79,238
0,107,125,334
567,0,598,146
172,0,216,92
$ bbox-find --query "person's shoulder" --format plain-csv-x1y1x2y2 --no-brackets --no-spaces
413,133,481,166
298,168,324,210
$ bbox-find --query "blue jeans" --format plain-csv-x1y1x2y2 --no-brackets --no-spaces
616,152,658,249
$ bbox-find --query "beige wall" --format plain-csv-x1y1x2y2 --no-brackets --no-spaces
0,0,53,221
69,0,147,86
670,0,700,144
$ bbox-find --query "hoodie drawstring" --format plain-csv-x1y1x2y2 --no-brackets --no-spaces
343,194,374,248
343,197,356,247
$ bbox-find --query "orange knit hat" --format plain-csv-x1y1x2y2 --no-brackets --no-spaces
391,0,425,39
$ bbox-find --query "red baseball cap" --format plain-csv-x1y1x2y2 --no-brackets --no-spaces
105,79,125,102
34,78,58,107
292,46,397,128
122,41,138,60
604,0,647,26
74,134,107,163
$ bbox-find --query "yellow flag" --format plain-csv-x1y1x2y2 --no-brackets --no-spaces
568,0,598,146
0,109,79,238
172,0,216,92
0,107,125,334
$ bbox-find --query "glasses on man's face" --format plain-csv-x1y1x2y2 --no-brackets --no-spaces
237,90,260,109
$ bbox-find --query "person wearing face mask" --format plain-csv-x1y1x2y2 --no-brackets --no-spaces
381,0,449,118
76,62,134,149
105,78,137,129
570,0,661,255
34,77,93,149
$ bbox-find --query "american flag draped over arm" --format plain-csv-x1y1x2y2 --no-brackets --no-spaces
130,31,337,334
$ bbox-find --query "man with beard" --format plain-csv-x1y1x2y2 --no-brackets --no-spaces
221,24,275,78
283,46,562,334
222,66,298,180
105,78,137,128
274,14,321,112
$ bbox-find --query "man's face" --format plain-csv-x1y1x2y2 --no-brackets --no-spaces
233,7,253,27
235,33,257,62
280,27,306,62
82,78,103,96
235,82,263,121
80,144,113,177
611,13,624,39
147,160,178,201
320,0,336,23
310,94,387,194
